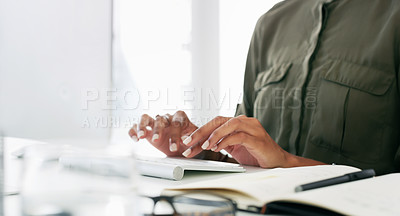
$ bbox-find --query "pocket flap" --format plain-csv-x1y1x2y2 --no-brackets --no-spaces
254,63,292,92
322,60,394,95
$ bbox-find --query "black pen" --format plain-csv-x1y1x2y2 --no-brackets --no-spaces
295,169,376,192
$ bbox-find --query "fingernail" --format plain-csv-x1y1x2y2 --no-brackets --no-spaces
170,143,177,152
152,134,159,142
137,130,145,138
131,135,138,142
182,148,191,157
181,135,188,142
201,140,210,150
182,136,192,145
211,146,218,152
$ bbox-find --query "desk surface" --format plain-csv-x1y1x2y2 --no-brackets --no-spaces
3,137,263,216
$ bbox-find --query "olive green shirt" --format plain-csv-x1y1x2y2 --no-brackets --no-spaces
236,0,400,175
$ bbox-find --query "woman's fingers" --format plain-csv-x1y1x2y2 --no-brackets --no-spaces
130,112,286,168
181,123,198,141
129,111,200,157
172,111,190,129
167,111,188,152
137,114,155,139
173,111,197,140
211,132,255,152
181,116,231,158
201,116,285,168
128,123,139,142
152,114,170,143
182,116,231,147
203,116,258,151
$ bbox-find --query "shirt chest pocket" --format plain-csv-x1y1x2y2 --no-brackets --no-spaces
308,60,395,163
253,63,292,144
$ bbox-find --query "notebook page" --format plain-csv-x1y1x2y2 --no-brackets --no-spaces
165,165,360,205
277,173,400,215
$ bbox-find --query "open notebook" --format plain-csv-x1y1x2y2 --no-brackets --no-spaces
135,156,246,180
164,165,400,215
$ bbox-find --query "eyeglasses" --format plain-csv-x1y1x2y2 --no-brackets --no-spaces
139,192,239,216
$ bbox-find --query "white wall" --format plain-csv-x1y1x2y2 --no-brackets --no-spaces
0,0,112,142
191,0,221,124
219,0,283,117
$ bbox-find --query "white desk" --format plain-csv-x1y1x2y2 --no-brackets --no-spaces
3,138,262,216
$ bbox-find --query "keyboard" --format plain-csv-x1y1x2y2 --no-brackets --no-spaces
135,156,246,181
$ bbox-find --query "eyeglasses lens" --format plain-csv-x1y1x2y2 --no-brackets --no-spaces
172,193,235,216
139,193,235,216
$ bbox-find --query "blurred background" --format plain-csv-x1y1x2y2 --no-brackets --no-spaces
0,0,282,151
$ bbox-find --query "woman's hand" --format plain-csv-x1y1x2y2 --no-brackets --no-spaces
128,111,198,157
181,115,294,168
